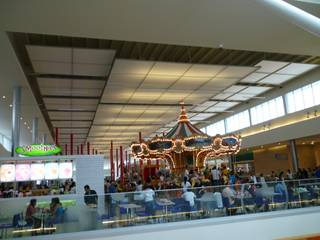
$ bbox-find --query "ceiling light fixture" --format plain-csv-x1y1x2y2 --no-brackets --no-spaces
2,96,6,99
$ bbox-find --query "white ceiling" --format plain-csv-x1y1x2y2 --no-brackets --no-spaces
1,0,320,55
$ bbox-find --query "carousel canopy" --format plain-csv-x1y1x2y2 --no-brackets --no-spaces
165,103,207,139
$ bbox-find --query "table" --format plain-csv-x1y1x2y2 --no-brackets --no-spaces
118,203,141,221
156,199,175,216
32,211,51,232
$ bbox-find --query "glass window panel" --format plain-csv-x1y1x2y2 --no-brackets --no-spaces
312,81,320,105
302,85,314,108
285,92,295,113
226,110,250,133
293,89,304,112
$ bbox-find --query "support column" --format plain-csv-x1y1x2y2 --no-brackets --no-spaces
70,133,74,155
87,142,90,155
42,133,47,144
80,144,83,155
116,148,119,178
110,141,114,181
289,140,299,172
55,128,59,146
11,86,21,157
65,144,68,155
120,146,124,184
32,117,38,144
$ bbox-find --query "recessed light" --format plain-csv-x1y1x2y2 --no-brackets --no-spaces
311,141,315,145
20,117,23,120
24,122,27,125
2,96,6,99
27,126,30,129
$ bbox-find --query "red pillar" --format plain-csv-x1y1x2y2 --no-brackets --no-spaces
120,146,124,184
156,159,160,170
70,133,74,155
65,144,68,155
116,148,119,178
95,150,98,155
127,151,130,175
77,146,79,155
110,141,114,181
134,157,137,171
55,128,59,146
92,148,95,155
147,159,151,178
139,159,143,181
80,144,83,155
87,142,90,155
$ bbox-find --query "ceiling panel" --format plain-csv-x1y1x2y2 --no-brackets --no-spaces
239,86,271,95
171,76,211,90
276,63,318,75
26,45,71,62
207,101,240,111
190,113,216,121
216,66,256,78
240,72,269,83
108,74,145,87
32,61,72,75
184,65,225,77
37,78,105,89
255,60,289,73
48,112,94,120
227,94,252,101
199,77,239,90
140,75,179,89
73,49,115,65
112,59,154,74
212,92,234,100
259,74,295,85
40,88,102,97
149,62,191,75
52,121,91,128
73,63,109,76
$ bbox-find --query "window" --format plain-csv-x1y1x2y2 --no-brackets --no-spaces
206,120,226,136
250,96,285,125
285,80,320,114
200,127,207,134
225,110,250,133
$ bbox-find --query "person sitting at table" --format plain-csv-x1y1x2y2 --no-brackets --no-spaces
48,197,64,224
143,184,155,215
25,198,41,227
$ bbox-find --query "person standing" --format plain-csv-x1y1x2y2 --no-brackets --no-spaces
84,185,98,206
211,166,220,186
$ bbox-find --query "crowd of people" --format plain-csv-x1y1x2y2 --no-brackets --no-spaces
0,179,76,198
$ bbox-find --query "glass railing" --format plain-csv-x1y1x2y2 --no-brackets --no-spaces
0,178,319,238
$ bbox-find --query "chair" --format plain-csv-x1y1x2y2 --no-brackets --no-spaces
0,223,12,239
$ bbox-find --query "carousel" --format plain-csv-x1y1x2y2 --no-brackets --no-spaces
130,103,241,178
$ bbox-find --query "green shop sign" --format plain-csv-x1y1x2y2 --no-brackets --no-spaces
16,144,61,156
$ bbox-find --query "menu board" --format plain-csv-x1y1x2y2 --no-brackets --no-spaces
16,164,31,181
45,162,59,180
0,161,73,182
0,164,15,182
59,162,73,179
30,163,45,180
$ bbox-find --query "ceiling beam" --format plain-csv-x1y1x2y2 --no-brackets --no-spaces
92,123,163,127
31,73,107,81
43,95,100,100
51,119,93,122
47,109,96,113
99,102,193,107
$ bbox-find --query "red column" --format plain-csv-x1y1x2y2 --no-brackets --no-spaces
120,146,124,184
92,148,95,155
77,146,79,155
80,144,83,155
65,144,68,155
116,148,119,178
95,150,98,155
70,133,74,155
55,128,59,146
110,141,114,181
134,157,137,171
139,159,143,180
156,159,160,170
127,151,130,175
147,159,151,178
87,142,90,155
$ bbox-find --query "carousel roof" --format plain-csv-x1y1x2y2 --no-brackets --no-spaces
165,103,207,139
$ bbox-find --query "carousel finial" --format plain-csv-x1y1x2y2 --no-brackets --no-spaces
178,101,188,122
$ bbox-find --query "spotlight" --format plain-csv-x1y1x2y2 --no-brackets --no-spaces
2,96,6,99
9,104,12,108
24,122,27,125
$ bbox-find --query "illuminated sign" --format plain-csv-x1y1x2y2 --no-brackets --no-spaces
15,144,61,156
